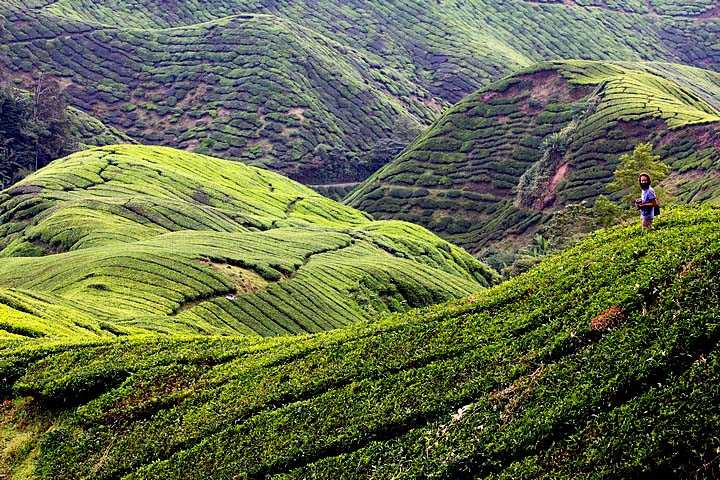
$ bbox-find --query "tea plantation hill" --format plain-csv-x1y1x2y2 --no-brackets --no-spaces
1,205,719,478
0,144,498,339
1,1,719,184
347,60,720,255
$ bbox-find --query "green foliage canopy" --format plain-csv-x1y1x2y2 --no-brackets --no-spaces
607,142,671,203
0,78,73,188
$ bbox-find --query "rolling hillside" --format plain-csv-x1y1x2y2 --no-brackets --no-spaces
347,60,720,255
0,145,497,339
1,1,719,182
1,205,719,478
1,3,720,478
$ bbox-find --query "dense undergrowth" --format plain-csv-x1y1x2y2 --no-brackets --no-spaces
1,1,719,182
0,145,496,339
0,205,718,478
348,60,720,255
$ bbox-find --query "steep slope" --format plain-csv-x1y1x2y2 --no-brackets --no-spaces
1,1,719,182
0,145,497,338
348,60,720,254
1,206,719,478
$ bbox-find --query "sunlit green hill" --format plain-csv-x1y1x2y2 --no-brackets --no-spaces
0,145,497,339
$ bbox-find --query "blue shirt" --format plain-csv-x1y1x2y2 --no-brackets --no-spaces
640,187,656,219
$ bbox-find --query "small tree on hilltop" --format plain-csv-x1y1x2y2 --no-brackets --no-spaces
540,144,671,253
542,201,599,250
594,194,627,228
607,142,671,204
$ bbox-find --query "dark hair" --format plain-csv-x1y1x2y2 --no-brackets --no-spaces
638,173,651,184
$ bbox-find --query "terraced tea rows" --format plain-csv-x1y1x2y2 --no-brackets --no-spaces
348,60,720,254
2,205,719,479
1,0,719,182
0,145,497,339
563,0,719,16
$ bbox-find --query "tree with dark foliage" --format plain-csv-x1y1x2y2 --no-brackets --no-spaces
0,75,75,189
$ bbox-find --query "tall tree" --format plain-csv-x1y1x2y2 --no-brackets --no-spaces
0,75,75,187
607,142,671,204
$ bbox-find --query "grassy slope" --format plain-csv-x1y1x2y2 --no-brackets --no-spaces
1,1,719,182
348,60,720,254
0,205,718,478
0,145,497,339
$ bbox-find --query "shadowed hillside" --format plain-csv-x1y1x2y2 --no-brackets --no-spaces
0,145,497,338
1,1,719,182
348,60,720,254
0,206,718,478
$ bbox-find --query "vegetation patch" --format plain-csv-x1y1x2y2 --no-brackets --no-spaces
0,397,53,479
0,79,133,188
0,206,717,478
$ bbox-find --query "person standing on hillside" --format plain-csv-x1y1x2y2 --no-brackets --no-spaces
634,173,658,230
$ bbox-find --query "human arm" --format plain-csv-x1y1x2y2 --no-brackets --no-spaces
635,189,657,209
635,198,658,209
